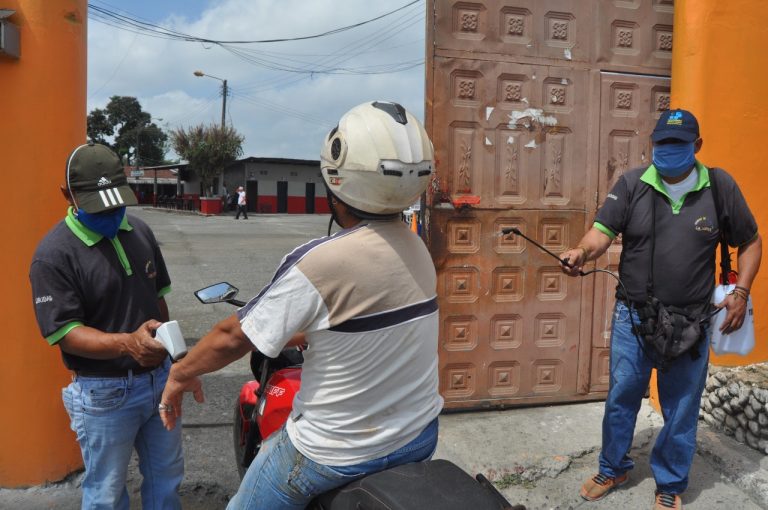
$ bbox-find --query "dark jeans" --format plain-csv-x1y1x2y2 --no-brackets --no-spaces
599,301,709,494
236,204,248,219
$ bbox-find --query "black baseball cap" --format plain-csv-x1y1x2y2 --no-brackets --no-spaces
651,109,700,143
65,142,137,213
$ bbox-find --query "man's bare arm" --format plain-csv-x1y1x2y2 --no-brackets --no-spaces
559,227,614,277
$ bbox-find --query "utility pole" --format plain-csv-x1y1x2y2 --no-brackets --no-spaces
221,79,227,128
194,70,230,198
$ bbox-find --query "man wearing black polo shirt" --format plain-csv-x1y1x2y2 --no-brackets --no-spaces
561,110,761,510
29,143,183,509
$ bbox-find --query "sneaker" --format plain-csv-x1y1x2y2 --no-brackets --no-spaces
654,492,682,509
579,472,628,501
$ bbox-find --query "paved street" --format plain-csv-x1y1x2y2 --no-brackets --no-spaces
2,209,766,510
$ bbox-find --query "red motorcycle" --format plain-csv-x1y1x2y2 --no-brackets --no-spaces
195,282,521,510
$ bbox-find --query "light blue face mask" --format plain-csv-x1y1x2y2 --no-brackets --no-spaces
77,207,126,239
652,142,696,178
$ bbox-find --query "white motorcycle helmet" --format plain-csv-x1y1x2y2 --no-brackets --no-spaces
321,101,434,217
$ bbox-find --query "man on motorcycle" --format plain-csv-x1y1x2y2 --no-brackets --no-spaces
160,101,444,509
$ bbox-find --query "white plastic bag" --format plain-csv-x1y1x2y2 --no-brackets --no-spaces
710,285,755,356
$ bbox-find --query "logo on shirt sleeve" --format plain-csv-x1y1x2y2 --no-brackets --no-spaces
35,295,53,305
145,260,157,279
607,193,618,201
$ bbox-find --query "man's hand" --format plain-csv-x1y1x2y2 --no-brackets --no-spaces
156,314,252,430
715,291,748,334
123,320,168,367
560,247,587,277
159,365,205,430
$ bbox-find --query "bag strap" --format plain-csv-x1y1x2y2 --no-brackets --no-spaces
708,167,732,285
646,189,657,299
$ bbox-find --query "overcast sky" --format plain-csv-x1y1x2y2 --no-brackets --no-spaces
87,0,426,163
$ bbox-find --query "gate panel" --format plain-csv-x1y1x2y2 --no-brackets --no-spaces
589,72,670,392
427,0,672,408
433,0,592,63
594,0,675,74
433,208,586,407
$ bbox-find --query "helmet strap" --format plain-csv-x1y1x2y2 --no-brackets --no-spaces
325,184,343,236
324,183,397,236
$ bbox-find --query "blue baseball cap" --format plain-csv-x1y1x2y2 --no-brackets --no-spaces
651,109,700,143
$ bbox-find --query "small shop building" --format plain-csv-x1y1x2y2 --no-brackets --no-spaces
128,157,329,214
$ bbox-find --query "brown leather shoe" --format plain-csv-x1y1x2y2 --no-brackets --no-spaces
654,492,682,509
579,472,629,501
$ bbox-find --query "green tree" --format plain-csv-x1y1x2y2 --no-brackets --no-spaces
86,108,112,145
171,124,244,196
86,96,167,166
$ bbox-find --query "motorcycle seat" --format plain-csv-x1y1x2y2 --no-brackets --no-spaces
312,459,517,510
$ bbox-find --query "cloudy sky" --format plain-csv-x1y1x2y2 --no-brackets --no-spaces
87,0,426,163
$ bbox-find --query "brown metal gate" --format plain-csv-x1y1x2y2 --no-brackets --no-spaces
426,0,674,409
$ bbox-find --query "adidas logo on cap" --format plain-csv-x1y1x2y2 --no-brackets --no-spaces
97,176,112,187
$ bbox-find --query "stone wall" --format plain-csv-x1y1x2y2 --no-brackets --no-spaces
700,364,768,454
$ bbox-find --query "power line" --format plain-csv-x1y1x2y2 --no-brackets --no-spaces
230,5,425,91
229,92,335,128
87,1,421,45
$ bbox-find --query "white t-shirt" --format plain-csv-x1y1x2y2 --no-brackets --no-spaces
661,168,699,203
237,220,443,466
237,191,246,206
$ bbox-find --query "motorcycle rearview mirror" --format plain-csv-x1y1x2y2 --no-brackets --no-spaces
195,282,240,304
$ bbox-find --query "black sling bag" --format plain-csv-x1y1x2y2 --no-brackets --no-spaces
632,176,717,368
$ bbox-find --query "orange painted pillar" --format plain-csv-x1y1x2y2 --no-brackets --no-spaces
0,0,87,486
672,0,768,366
651,0,768,411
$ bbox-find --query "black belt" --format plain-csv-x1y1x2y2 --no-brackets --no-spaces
74,365,159,378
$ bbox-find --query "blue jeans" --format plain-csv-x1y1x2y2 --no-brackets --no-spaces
62,361,183,510
599,302,709,494
227,417,439,510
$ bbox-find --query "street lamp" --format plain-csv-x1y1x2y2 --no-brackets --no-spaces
194,70,230,198
193,70,228,128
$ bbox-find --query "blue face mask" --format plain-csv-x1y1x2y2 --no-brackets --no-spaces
77,207,126,239
652,142,696,178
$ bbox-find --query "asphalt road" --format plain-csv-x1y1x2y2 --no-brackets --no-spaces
144,209,333,508
2,209,766,510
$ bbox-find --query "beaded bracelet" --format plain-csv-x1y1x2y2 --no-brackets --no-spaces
734,285,750,296
728,289,748,301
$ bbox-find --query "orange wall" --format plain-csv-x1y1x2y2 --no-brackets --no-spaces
671,0,768,366
651,0,768,412
0,1,87,486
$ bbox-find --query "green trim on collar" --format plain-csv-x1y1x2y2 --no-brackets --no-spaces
593,222,616,240
157,285,172,299
65,207,101,246
64,206,133,246
110,237,133,276
639,162,710,214
119,213,133,232
46,321,83,346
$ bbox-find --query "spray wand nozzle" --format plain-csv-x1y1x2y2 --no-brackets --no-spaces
501,227,586,276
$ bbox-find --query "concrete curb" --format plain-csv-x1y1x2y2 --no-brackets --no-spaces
140,207,214,217
696,424,768,508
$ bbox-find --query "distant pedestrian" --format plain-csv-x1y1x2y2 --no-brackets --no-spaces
235,185,248,219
